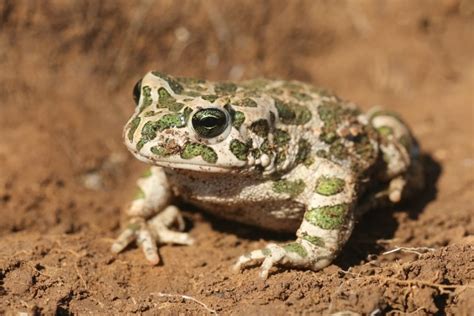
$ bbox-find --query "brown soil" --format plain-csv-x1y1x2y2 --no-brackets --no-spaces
1,1,473,315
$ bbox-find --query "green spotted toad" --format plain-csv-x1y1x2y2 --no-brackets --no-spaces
112,72,424,279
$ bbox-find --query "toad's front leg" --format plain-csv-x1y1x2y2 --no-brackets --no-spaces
234,160,357,279
111,166,194,264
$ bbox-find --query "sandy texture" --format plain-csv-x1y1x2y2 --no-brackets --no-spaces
0,1,473,314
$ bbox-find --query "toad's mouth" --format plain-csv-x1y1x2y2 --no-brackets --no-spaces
150,160,233,173
130,150,240,173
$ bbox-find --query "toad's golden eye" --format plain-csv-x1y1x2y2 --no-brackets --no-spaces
132,79,142,105
192,108,229,138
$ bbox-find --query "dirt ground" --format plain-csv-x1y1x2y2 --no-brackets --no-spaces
0,1,473,315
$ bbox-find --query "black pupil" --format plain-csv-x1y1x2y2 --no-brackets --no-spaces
133,79,142,105
202,116,222,128
192,109,228,138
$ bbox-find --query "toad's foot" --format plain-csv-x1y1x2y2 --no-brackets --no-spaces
111,205,194,265
233,241,332,279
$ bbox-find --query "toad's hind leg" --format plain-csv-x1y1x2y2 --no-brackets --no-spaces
368,109,424,205
234,159,358,279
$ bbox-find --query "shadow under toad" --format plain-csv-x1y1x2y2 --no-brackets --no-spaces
335,153,441,270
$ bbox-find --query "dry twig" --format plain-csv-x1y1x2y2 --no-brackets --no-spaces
382,246,435,256
151,292,218,315
340,270,474,295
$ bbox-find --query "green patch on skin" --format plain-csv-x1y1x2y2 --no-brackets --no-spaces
355,134,376,159
259,139,274,161
274,129,291,146
274,99,312,125
183,107,193,122
139,86,153,111
250,119,270,137
142,169,153,178
325,127,377,172
329,140,349,160
260,139,271,154
283,242,308,257
215,82,237,95
316,149,328,159
317,101,360,144
232,111,245,130
176,77,206,85
251,148,261,159
137,113,187,150
134,187,145,200
151,71,183,94
182,90,202,97
320,131,338,144
150,144,180,157
377,126,394,137
275,151,287,168
137,121,158,150
272,179,306,197
157,88,173,107
315,176,345,196
144,111,158,117
347,129,378,175
157,88,184,112
168,102,184,112
301,233,325,247
202,95,218,102
177,77,208,97
268,88,284,95
136,139,147,151
157,113,187,131
305,204,350,230
181,143,218,163
261,248,272,256
303,156,315,166
241,78,270,91
127,117,141,141
235,98,257,107
295,138,311,164
229,139,250,161
291,91,312,101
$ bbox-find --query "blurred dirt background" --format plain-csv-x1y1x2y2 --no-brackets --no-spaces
0,0,473,314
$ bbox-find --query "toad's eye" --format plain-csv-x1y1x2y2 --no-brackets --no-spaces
192,108,229,138
132,79,142,105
